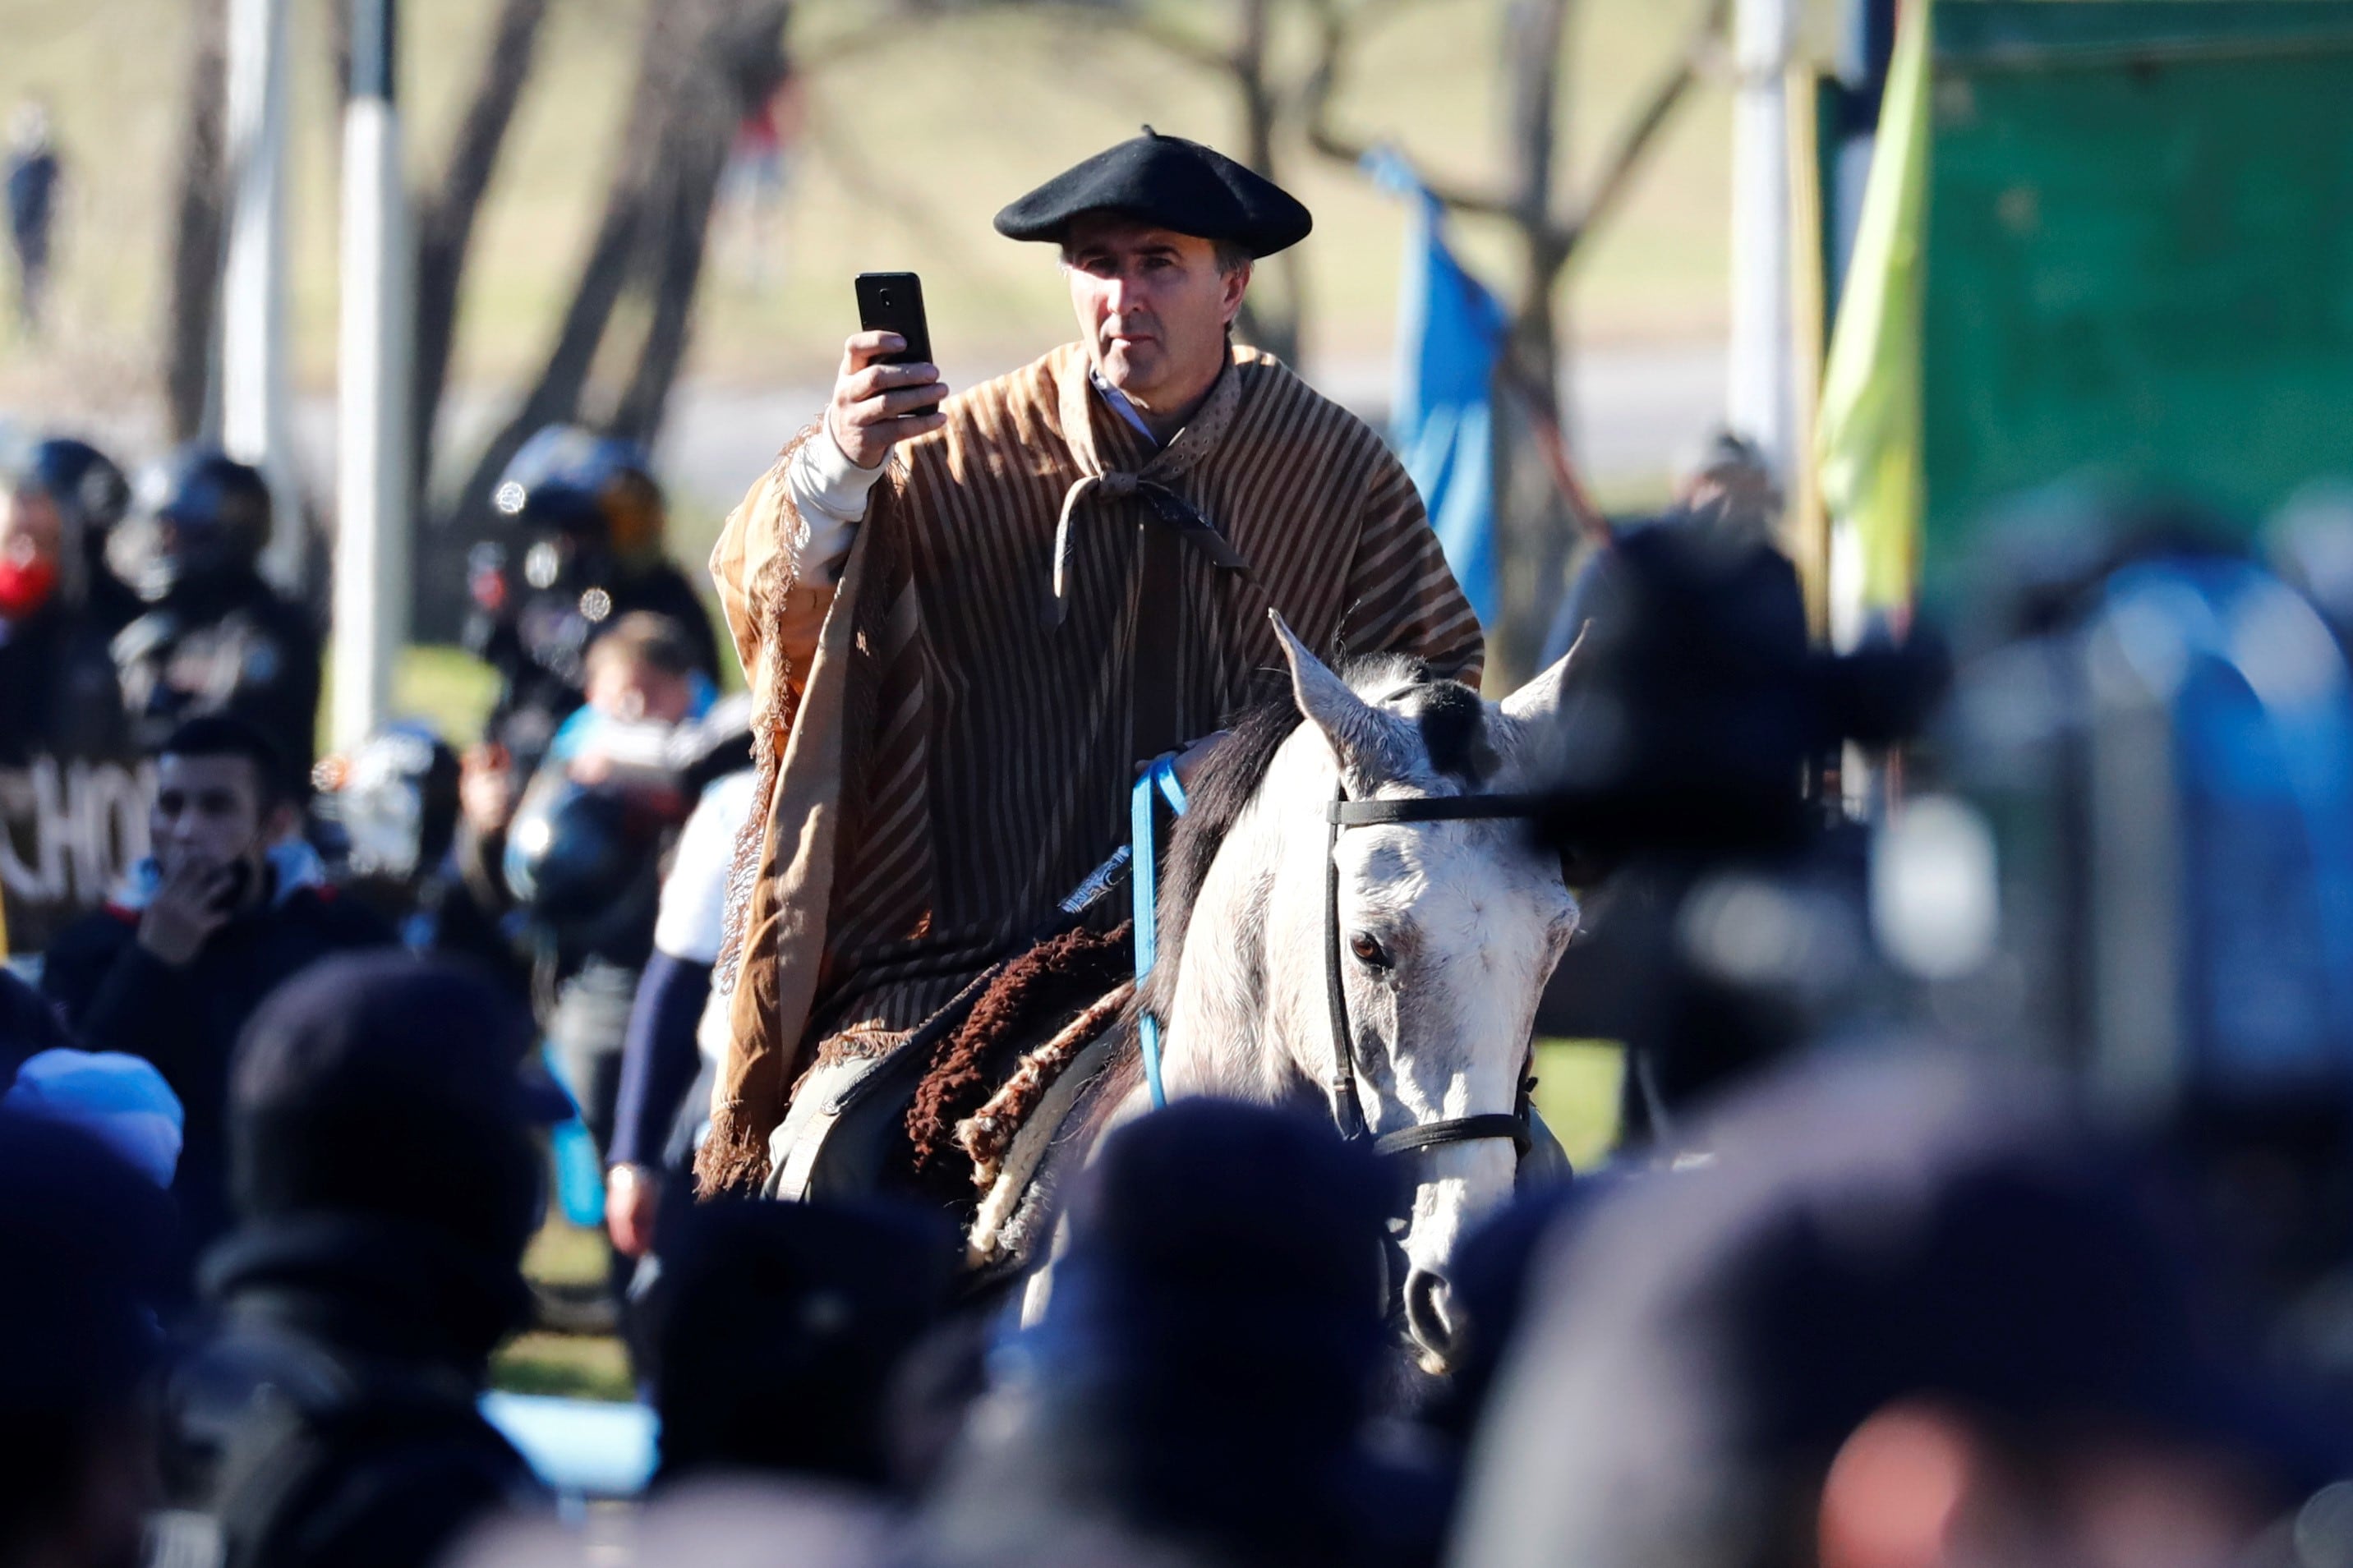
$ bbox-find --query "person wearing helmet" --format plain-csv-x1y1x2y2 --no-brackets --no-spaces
108,447,321,798
314,720,465,938
502,616,707,1162
0,436,136,764
467,425,721,769
457,429,721,972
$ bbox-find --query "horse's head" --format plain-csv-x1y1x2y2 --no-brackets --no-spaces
1154,614,1581,1369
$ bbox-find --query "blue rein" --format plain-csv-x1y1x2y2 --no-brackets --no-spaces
1130,753,1190,1109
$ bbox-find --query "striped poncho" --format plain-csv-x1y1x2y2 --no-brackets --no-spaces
698,340,1480,1193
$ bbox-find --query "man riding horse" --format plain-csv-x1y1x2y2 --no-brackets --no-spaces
699,130,1485,1197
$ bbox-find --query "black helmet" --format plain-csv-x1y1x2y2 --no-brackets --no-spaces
320,720,463,884
116,446,272,603
2,437,130,615
493,425,666,588
502,775,665,952
19,438,131,536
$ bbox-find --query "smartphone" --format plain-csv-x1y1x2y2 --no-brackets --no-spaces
854,272,938,420
208,859,253,915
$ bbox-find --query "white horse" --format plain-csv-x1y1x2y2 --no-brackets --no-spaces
976,615,1580,1364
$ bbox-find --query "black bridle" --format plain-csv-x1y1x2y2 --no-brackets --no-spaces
1321,784,1554,1160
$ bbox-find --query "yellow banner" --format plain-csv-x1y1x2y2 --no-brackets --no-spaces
1816,0,1932,609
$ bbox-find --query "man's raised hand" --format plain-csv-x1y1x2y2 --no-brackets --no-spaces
140,860,235,968
827,332,950,470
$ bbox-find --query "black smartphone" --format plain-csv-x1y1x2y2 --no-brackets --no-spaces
854,272,938,420
208,859,253,915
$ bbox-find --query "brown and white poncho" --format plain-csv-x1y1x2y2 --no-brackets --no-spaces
697,340,1480,1194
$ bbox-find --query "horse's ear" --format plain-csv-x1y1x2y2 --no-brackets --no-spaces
1502,620,1586,726
1494,623,1586,789
1269,611,1394,784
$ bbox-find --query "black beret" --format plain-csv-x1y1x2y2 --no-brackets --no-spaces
994,126,1312,258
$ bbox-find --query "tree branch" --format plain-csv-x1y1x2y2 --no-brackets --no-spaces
412,0,551,499
1305,0,1728,271
1559,0,1729,253
1300,0,1536,225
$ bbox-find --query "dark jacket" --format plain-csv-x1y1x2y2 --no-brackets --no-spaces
0,596,132,765
0,966,69,1089
41,878,393,1265
112,572,324,797
157,1215,544,1568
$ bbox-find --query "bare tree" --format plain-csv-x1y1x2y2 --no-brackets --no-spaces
804,0,1314,363
447,0,790,537
1304,0,1729,673
613,0,792,441
163,0,230,442
1087,0,1308,363
411,0,553,504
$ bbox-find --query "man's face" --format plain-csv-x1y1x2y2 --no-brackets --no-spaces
1064,216,1250,411
585,660,693,725
151,752,274,880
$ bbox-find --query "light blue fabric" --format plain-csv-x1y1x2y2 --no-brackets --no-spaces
1131,755,1190,1110
1370,147,1509,629
479,1392,656,1499
4,1049,184,1186
2097,560,2353,1085
1090,367,1163,449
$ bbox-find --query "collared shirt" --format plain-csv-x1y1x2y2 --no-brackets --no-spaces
1089,368,1161,449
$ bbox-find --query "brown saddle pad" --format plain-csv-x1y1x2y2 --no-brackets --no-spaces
902,922,1132,1211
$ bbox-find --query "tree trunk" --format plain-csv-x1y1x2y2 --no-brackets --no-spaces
400,0,552,639
1489,0,1573,681
163,0,230,442
412,0,551,503
1227,0,1305,366
610,0,790,444
444,1,707,537
448,0,788,534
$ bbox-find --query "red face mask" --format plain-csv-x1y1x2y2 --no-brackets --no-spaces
0,556,56,619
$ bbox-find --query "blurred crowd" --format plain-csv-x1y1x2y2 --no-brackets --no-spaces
11,411,2353,1568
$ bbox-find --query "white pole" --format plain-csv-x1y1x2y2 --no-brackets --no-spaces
333,0,411,750
221,0,302,590
1728,0,1798,486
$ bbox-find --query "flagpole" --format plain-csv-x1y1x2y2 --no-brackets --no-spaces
1729,0,1799,485
221,0,300,590
333,0,412,749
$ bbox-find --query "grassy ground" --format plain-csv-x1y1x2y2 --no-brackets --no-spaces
0,0,1738,412
1531,1037,1624,1171
389,641,502,743
496,1216,636,1402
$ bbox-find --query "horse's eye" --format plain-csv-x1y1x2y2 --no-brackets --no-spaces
1349,933,1392,969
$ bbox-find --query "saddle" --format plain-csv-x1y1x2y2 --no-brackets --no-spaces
761,917,1135,1273
764,486,1200,1251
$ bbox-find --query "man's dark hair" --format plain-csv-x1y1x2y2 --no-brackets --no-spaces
159,713,292,808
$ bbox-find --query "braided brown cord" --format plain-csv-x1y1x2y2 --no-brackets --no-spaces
959,979,1135,1195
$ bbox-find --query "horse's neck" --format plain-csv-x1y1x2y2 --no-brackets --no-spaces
1155,753,1324,1109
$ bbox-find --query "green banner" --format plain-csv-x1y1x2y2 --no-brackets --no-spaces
1919,2,2353,594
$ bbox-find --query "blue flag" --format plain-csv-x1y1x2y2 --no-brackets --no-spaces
1370,149,1510,628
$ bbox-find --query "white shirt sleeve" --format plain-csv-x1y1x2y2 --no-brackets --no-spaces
785,425,888,579
653,769,762,965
